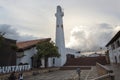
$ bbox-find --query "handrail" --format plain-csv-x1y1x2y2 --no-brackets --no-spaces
93,63,115,80
91,73,114,80
96,63,113,73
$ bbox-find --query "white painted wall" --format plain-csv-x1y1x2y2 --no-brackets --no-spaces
17,47,37,67
17,47,54,68
108,37,120,64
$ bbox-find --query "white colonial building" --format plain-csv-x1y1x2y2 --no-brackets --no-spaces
16,38,53,68
106,31,120,64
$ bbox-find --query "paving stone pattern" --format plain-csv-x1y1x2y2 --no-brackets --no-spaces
85,66,98,80
80,70,90,80
25,70,78,80
25,70,94,80
25,67,98,80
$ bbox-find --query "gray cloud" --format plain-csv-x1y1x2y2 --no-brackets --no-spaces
0,0,120,51
67,23,119,51
97,23,113,29
0,24,37,42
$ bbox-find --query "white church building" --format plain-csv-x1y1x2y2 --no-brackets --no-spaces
106,31,120,64
16,38,52,68
16,5,80,68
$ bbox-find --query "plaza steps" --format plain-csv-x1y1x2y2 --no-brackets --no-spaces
60,66,91,70
64,56,108,66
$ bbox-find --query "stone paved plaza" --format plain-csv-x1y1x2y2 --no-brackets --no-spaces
25,70,78,80
85,66,98,80
25,66,98,80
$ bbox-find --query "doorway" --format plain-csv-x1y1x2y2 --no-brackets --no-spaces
119,55,120,63
115,56,117,64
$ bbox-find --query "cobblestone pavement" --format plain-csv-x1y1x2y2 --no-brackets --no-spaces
80,70,91,80
85,66,98,80
25,67,98,80
25,70,93,80
25,70,78,80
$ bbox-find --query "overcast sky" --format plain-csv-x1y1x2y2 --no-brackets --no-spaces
0,0,120,51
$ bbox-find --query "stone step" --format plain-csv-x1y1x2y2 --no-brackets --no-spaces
60,66,91,70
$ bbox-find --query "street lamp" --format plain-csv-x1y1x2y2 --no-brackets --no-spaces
76,67,81,80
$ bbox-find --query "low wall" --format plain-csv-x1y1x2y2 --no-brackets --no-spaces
95,63,114,80
96,63,113,76
92,73,114,80
60,66,91,70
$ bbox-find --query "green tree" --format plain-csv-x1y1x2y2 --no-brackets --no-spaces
36,41,60,68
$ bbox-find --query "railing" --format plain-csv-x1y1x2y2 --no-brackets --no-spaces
96,63,113,75
91,73,114,80
92,63,114,80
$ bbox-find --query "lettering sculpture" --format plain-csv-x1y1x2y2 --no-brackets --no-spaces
0,65,31,74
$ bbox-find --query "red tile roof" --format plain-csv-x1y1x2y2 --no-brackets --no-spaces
17,38,51,51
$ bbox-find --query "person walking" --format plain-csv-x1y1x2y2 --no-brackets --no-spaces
18,72,23,80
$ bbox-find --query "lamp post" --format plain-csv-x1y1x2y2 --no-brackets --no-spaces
76,67,81,80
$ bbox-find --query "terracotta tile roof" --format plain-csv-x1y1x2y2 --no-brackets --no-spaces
17,38,51,51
